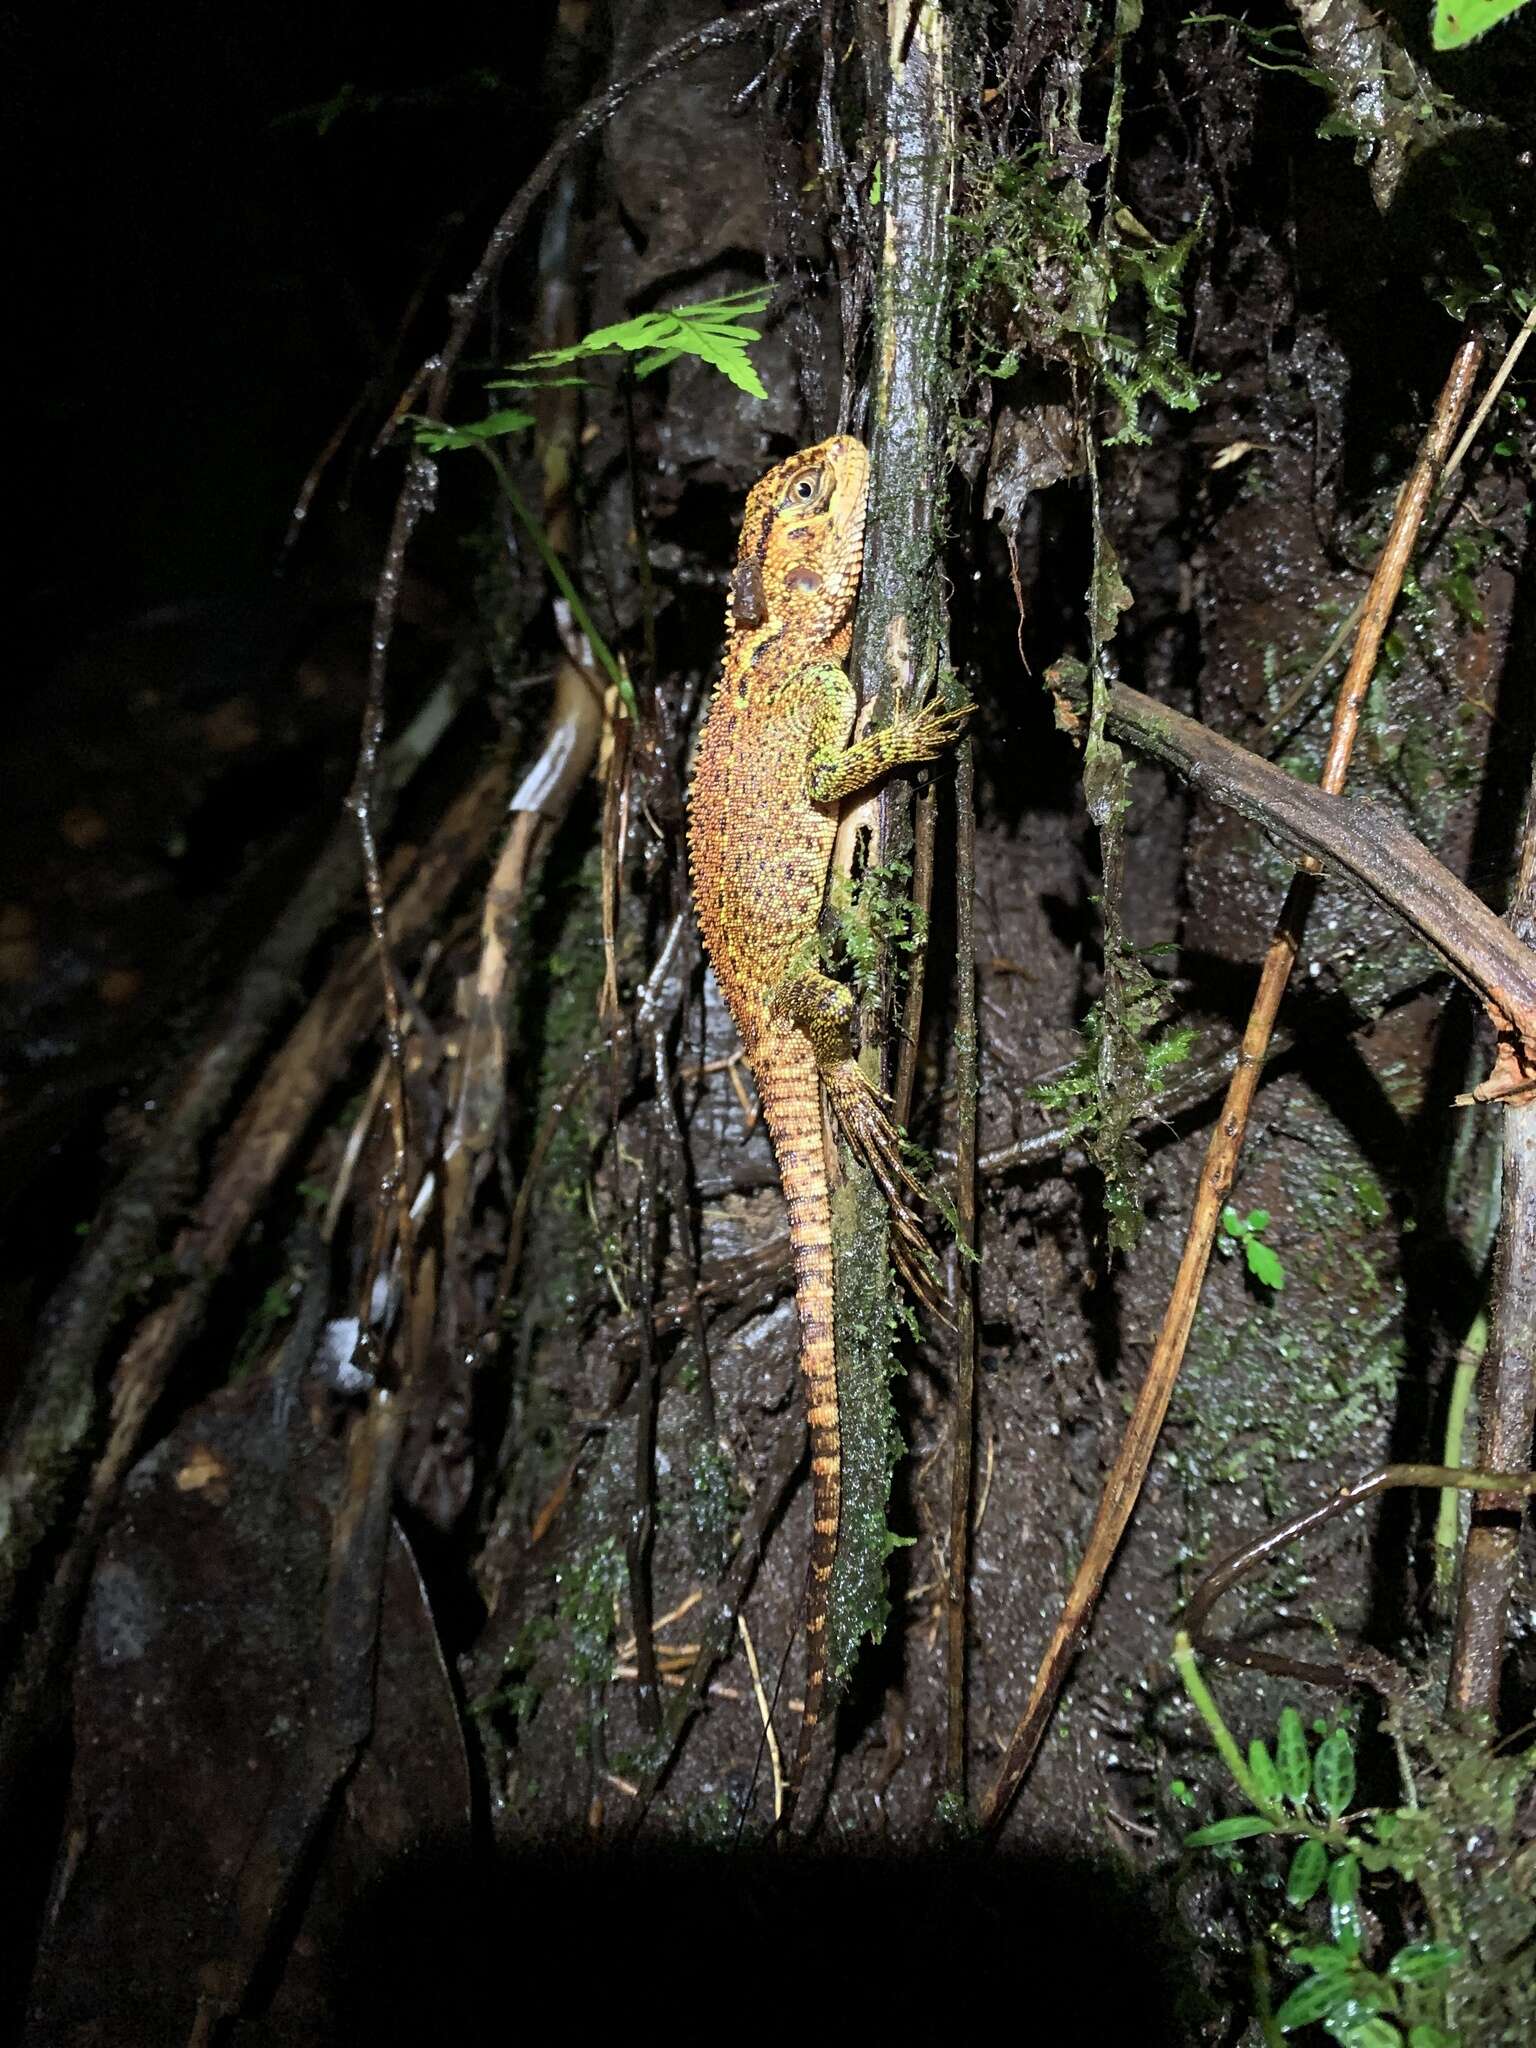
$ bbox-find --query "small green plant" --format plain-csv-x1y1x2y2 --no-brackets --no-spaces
470,1614,558,1729
1178,1641,1455,2045
411,406,534,454
495,287,772,398
1220,1204,1286,1291
824,853,928,1009
413,287,774,456
1098,208,1217,447
1492,389,1529,463
1029,961,1194,1249
410,289,773,723
953,149,1213,446
1176,1636,1536,2045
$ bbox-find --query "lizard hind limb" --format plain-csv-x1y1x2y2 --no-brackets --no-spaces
823,1061,948,1317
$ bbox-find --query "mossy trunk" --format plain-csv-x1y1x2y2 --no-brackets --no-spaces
827,0,956,1684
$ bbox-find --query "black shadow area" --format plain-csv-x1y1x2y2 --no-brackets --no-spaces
312,1834,1202,2045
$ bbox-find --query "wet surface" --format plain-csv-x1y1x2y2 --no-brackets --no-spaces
9,3,1536,2039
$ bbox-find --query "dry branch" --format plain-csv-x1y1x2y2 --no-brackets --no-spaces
944,730,978,1803
1062,674,1536,1081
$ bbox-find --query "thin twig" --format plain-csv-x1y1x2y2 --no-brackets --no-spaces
627,1111,663,1733
979,330,1483,1835
347,465,435,1386
893,783,937,1130
1186,1463,1536,1693
943,733,978,1805
738,1611,785,1822
1264,301,1533,744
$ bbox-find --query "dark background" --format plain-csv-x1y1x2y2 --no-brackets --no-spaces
8,6,1536,2042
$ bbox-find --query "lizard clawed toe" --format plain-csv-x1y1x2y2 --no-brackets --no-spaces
825,1063,950,1319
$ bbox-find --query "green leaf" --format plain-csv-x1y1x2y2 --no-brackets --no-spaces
1314,1728,1357,1819
1328,1852,1365,1958
1330,2018,1404,2048
1245,1235,1286,1291
1248,1738,1283,1809
1220,1204,1243,1238
1407,2027,1457,2048
502,289,772,400
1432,0,1534,51
675,320,769,398
1291,1943,1354,1973
410,407,534,453
1245,1208,1270,1232
1277,1706,1312,1806
1184,1813,1280,1846
1287,1836,1329,1905
486,372,589,390
1276,1972,1356,2030
1387,1942,1461,1983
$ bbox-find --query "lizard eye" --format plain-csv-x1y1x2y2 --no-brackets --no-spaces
783,466,822,507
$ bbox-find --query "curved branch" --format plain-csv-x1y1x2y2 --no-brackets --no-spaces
1055,672,1536,1092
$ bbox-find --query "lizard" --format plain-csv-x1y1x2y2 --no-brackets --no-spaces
685,433,969,1823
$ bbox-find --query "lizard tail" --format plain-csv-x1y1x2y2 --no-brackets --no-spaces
756,1044,839,1830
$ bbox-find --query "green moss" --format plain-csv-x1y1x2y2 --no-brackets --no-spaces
471,1613,558,1729
1172,1106,1405,1571
1393,1703,1536,2041
556,1534,626,1689
684,1437,745,1575
824,854,928,1011
1027,867,1195,1252
512,835,613,1328
827,1164,908,1684
952,148,1213,445
678,1785,742,1847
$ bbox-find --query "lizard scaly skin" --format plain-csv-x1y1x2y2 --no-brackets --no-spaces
686,435,968,1819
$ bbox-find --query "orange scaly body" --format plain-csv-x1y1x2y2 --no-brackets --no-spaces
686,436,967,1819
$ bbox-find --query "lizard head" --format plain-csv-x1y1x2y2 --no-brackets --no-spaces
729,435,869,642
